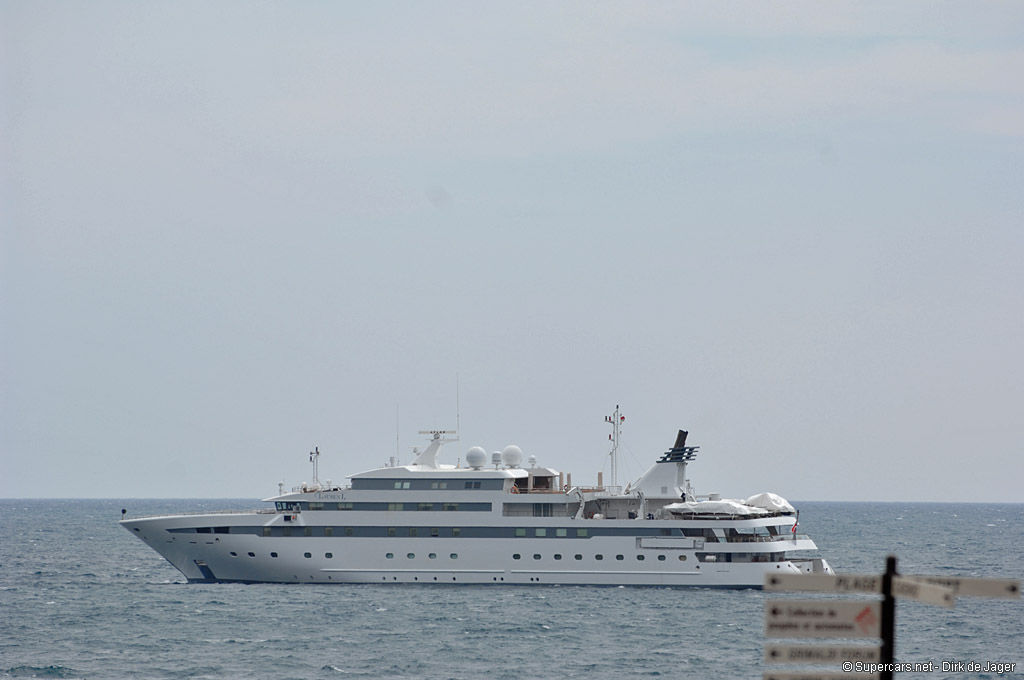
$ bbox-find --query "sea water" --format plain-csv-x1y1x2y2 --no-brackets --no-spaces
1,500,1020,679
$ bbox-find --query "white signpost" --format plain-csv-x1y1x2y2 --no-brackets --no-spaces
765,600,881,638
765,573,882,594
765,643,881,664
891,576,954,608
905,575,1020,599
763,556,1020,680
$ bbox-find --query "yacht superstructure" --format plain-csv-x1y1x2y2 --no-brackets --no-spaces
121,422,832,587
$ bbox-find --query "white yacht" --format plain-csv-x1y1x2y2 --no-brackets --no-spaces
121,417,832,587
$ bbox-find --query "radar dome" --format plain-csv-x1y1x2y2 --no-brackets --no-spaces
465,446,487,469
528,455,537,468
502,445,523,468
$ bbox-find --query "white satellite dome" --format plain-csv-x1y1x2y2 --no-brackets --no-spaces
502,445,523,468
465,446,487,469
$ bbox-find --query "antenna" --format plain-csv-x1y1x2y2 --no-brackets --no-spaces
456,372,461,440
396,403,400,465
309,446,321,487
605,406,625,487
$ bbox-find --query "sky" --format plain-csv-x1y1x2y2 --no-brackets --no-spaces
2,2,1022,502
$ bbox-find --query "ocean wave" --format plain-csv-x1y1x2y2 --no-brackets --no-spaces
5,665,84,679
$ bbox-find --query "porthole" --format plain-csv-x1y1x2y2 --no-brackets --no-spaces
325,552,333,559
658,554,666,561
554,554,562,560
386,552,394,559
229,552,238,557
304,552,312,558
247,552,255,557
574,554,583,561
428,553,437,559
450,553,458,559
636,554,645,561
595,554,604,561
513,554,522,560
270,552,278,558
616,555,624,561
533,554,541,560
678,555,687,561
407,553,415,559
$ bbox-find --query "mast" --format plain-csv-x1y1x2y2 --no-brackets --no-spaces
605,405,625,487
309,446,321,487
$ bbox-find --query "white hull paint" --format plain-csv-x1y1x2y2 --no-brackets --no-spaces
124,513,829,587
122,428,833,587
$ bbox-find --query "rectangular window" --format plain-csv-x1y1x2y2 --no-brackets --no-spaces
515,528,527,537
324,527,333,537
443,503,459,512
464,481,473,489
309,502,324,511
452,528,461,537
262,527,271,537
387,528,396,537
394,481,403,489
473,481,481,489
440,482,448,489
431,482,439,489
409,528,418,537
418,503,434,511
535,528,547,537
388,503,404,511
344,527,353,536
556,528,567,537
338,502,353,511
576,529,588,538
304,527,313,536
403,482,411,489
430,528,439,537
282,528,291,537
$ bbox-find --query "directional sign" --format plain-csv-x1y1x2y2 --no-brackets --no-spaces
764,673,879,680
905,575,1020,599
765,572,1019,601
765,573,882,594
765,600,881,638
891,576,955,608
765,643,881,664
